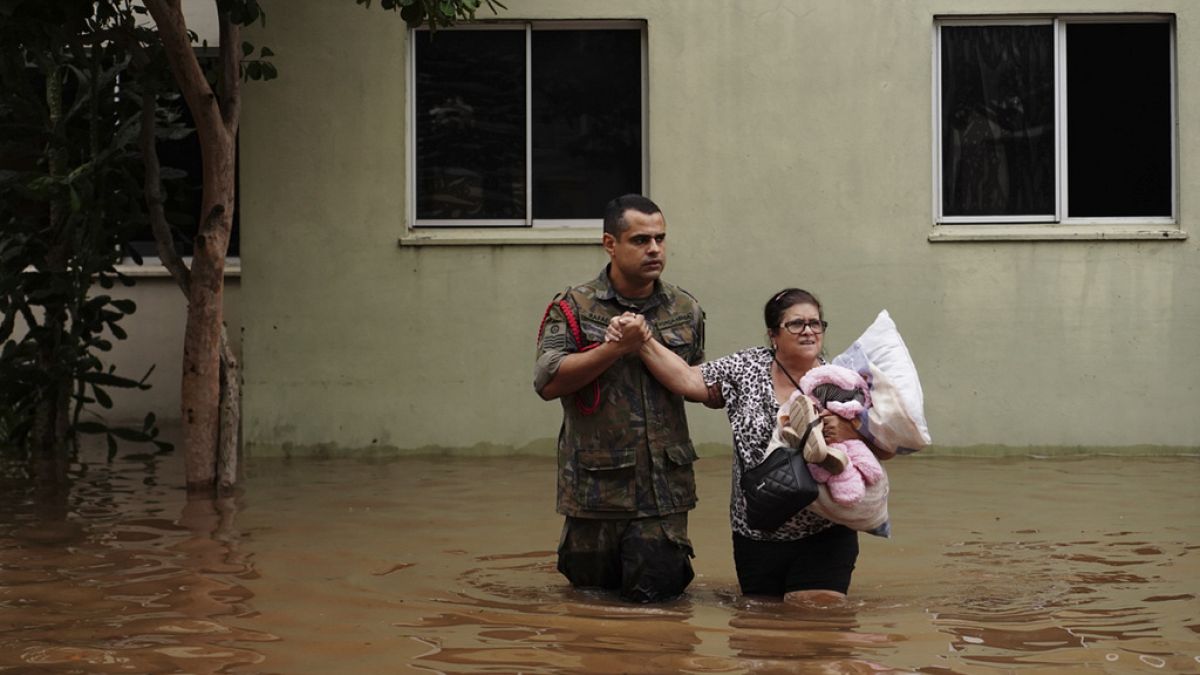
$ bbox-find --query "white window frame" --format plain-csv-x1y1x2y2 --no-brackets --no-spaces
932,14,1180,239
405,20,649,232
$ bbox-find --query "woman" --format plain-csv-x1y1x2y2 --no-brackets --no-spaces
612,289,894,604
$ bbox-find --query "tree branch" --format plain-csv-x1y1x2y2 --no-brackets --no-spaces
218,11,241,134
139,91,191,298
144,0,225,146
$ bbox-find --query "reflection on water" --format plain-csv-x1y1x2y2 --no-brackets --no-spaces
2,445,1197,673
0,448,274,673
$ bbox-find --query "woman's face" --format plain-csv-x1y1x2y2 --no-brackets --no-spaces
773,302,823,363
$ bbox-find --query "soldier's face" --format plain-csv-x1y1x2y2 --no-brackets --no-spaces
604,210,667,293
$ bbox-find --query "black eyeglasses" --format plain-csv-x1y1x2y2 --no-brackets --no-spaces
781,319,827,335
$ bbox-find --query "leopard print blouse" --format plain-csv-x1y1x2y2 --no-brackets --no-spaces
700,346,834,541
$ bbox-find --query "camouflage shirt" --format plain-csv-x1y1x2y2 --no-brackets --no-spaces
534,266,705,519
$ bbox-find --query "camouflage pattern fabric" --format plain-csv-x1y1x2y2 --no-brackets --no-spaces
556,513,694,603
535,266,705,519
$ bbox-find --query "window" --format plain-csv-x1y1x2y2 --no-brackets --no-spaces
409,22,645,228
935,16,1175,227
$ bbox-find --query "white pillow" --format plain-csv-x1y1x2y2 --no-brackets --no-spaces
833,310,931,454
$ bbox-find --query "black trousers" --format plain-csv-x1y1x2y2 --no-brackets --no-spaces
732,524,859,596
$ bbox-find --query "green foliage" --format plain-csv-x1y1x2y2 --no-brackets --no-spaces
0,0,174,458
1,0,489,462
240,42,278,81
354,0,507,28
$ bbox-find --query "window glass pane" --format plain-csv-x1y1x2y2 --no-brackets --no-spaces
415,30,525,220
1067,23,1171,218
531,29,642,219
139,94,203,258
941,25,1055,217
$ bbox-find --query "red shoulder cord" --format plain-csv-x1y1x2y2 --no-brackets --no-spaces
537,299,601,415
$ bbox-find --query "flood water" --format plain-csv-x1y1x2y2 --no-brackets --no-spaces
2,444,1198,673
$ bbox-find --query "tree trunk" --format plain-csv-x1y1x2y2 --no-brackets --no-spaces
32,61,71,468
181,190,231,493
146,0,240,495
218,326,240,490
140,83,240,495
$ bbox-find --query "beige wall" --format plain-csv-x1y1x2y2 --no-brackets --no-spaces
227,0,1198,456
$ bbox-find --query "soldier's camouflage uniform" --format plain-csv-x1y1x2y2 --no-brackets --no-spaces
534,266,705,602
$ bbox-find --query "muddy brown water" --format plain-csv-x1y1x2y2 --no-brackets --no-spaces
1,446,1197,674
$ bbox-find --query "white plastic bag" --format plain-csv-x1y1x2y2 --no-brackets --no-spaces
833,310,931,454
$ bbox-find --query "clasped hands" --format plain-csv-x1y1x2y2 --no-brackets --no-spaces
604,312,652,355
605,312,860,445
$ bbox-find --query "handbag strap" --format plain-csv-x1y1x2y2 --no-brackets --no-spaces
738,414,820,473
737,352,817,473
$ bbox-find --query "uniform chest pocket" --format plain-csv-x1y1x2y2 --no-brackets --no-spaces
579,318,609,347
660,324,696,361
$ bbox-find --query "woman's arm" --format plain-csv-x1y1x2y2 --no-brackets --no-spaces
607,314,710,402
638,338,710,402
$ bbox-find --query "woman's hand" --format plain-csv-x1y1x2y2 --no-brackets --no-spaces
821,411,895,460
820,411,861,445
604,314,628,343
604,312,651,354
605,312,650,344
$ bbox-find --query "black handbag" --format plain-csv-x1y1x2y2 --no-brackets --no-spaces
738,418,821,531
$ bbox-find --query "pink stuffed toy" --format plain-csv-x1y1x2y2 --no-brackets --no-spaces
796,364,885,506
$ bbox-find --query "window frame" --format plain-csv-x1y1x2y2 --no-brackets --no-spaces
405,20,649,232
932,14,1179,236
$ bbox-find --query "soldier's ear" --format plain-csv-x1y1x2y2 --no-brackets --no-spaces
602,232,616,257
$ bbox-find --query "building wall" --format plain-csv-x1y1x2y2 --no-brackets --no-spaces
225,0,1198,456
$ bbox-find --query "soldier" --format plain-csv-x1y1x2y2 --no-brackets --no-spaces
534,194,705,603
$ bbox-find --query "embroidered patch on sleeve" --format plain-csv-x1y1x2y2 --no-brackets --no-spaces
542,323,568,351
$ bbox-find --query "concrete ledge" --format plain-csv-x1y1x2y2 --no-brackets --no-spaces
398,228,600,247
115,261,242,277
903,444,1200,458
929,223,1188,242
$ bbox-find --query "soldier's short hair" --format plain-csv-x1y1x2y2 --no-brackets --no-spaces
603,194,662,238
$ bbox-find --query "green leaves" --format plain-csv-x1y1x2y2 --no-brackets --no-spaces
0,1,168,457
356,0,507,29
74,412,174,462
219,0,267,28
240,41,278,82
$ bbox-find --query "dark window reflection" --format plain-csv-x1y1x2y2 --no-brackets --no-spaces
415,30,526,220
1067,23,1171,217
941,25,1055,217
531,30,642,219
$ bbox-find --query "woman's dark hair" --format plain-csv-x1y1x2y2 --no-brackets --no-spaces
763,288,823,336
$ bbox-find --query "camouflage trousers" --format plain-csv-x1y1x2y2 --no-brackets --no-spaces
556,513,694,603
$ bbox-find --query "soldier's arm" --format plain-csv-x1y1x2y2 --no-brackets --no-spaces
538,342,629,400
537,315,648,401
